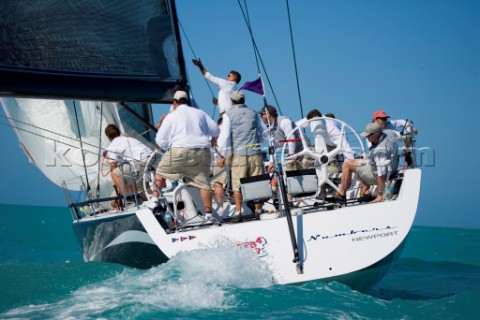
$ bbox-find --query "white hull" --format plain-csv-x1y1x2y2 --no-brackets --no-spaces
73,169,421,290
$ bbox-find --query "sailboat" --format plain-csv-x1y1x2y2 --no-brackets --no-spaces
0,0,420,291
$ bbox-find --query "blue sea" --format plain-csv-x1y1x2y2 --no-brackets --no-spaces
0,204,478,319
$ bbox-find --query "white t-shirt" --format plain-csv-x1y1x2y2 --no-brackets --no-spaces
325,119,354,160
155,104,220,149
296,117,353,159
386,119,413,134
106,136,153,164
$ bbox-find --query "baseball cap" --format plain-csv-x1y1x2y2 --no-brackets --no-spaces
360,123,383,137
258,105,277,116
372,110,390,119
230,90,245,102
173,90,188,100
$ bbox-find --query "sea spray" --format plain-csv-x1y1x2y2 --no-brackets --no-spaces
1,237,274,318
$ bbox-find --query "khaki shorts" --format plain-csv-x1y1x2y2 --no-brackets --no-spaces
355,159,376,185
231,153,265,191
211,150,233,188
156,148,211,190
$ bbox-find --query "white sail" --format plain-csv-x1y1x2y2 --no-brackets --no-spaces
1,98,153,197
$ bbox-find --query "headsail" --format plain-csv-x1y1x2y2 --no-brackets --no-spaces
0,0,187,102
1,98,156,196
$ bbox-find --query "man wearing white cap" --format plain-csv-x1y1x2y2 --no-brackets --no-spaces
334,122,398,203
153,90,220,216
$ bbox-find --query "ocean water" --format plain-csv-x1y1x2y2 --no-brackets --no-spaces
0,204,479,319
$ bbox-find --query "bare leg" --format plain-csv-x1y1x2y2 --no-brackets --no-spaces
111,172,124,194
213,182,225,205
233,190,242,213
152,174,166,198
200,188,213,213
338,159,358,196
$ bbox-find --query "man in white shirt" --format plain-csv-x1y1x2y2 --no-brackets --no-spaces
154,91,220,215
324,113,354,162
372,110,416,134
192,59,241,115
104,124,154,196
297,109,354,173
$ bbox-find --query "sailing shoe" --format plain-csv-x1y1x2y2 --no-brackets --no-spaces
357,193,375,203
315,193,327,202
333,192,347,203
146,197,160,209
231,213,243,223
204,213,213,220
255,210,265,220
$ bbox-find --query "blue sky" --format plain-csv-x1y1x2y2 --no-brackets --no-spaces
1,0,479,229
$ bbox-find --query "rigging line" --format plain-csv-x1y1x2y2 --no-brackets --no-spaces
1,121,117,179
177,18,218,118
242,0,261,75
96,102,103,194
285,0,304,119
119,102,158,133
236,0,283,114
1,114,154,153
241,1,271,110
178,19,213,96
0,121,98,153
1,114,106,151
72,101,91,191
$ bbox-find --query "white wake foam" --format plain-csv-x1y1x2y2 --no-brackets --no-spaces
2,237,274,318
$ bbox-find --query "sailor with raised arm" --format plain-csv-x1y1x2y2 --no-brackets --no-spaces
192,59,241,115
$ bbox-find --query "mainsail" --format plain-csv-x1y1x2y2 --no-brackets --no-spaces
0,0,186,195
0,0,187,102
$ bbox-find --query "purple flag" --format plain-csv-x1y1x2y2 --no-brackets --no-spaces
240,77,264,95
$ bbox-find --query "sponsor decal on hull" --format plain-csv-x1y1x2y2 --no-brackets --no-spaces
308,226,398,242
236,236,268,256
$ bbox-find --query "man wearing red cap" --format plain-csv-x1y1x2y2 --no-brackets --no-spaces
372,110,418,166
372,110,416,134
